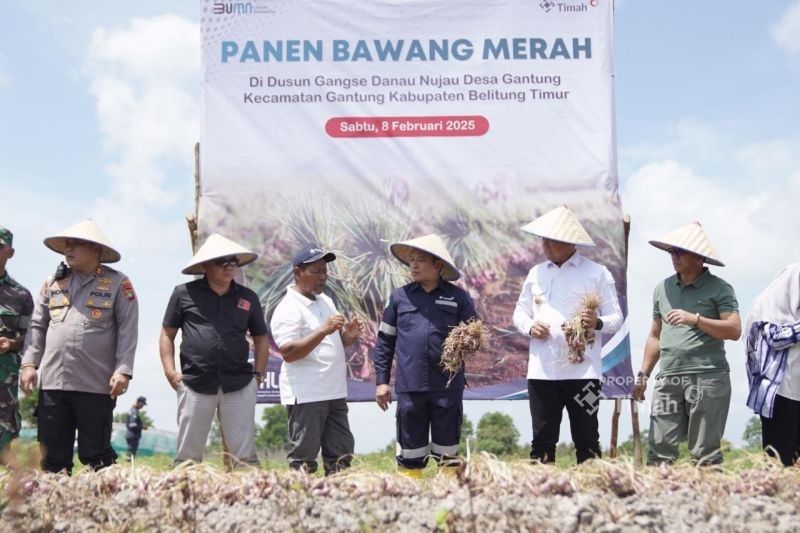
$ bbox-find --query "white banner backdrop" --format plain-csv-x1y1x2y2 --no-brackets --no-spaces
199,0,632,402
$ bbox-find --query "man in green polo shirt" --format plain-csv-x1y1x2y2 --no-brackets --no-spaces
633,222,741,465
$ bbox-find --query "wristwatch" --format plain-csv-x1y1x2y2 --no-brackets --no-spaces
594,317,604,331
253,371,264,385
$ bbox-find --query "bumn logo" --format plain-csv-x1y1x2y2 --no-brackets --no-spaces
213,2,253,15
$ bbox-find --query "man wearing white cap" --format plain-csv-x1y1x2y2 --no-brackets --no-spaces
513,206,622,464
372,234,478,477
20,220,139,473
270,243,361,475
160,233,268,467
634,222,740,466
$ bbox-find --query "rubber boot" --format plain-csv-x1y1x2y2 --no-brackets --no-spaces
397,466,423,479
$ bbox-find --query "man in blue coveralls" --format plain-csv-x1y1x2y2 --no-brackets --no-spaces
372,234,478,478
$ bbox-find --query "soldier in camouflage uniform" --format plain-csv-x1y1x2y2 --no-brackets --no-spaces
21,220,138,474
0,227,34,463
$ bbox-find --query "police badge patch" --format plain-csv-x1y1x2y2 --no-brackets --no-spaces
121,280,136,301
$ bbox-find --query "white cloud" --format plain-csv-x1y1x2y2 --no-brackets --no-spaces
85,15,200,208
619,119,730,179
625,159,800,285
772,0,800,54
735,139,800,181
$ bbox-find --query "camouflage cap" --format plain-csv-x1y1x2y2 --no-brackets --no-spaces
0,227,12,246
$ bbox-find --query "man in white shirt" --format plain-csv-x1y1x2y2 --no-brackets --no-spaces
270,243,362,474
513,206,623,464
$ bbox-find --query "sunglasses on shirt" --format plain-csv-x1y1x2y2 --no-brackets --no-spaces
213,255,240,268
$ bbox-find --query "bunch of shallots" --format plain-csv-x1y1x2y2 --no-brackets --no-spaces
440,319,489,386
562,292,601,364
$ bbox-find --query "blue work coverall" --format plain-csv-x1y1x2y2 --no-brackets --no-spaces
373,280,478,469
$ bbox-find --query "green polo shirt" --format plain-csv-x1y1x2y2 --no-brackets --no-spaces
653,269,738,375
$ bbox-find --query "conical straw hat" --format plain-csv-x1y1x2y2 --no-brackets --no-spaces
648,222,724,267
520,205,595,246
182,233,258,275
44,219,121,263
390,234,460,281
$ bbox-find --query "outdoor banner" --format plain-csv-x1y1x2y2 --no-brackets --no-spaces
199,0,633,402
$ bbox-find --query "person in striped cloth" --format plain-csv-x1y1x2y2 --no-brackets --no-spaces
745,264,800,466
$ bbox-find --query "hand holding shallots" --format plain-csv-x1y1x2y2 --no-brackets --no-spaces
561,292,601,365
440,319,489,387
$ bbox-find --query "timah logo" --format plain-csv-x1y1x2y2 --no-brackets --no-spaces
214,2,253,15
539,0,596,13
539,0,556,12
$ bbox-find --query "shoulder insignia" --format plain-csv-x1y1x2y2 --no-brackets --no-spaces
121,279,136,301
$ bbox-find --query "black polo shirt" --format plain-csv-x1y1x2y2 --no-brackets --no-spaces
163,277,268,394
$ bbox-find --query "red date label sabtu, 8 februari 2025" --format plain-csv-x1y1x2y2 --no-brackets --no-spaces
325,116,489,138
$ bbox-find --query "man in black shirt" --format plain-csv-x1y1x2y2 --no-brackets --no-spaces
159,234,268,467
125,396,147,459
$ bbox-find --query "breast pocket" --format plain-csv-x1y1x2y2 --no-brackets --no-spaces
397,303,419,331
693,297,720,320
434,301,459,329
529,281,549,305
48,303,69,324
224,307,250,334
0,308,20,330
84,300,114,329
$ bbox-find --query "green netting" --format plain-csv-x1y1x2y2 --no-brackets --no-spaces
110,423,177,457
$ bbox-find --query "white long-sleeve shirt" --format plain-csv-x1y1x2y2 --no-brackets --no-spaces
513,252,623,381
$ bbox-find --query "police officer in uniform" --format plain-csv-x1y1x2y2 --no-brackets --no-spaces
373,234,478,478
0,226,34,464
20,220,139,474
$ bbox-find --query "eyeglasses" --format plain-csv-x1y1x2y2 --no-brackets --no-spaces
213,256,240,268
667,248,686,257
64,239,93,248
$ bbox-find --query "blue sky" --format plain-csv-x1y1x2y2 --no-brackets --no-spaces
2,0,799,454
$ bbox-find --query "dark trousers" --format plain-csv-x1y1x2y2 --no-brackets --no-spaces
37,390,117,474
761,394,800,467
396,389,463,469
528,379,601,464
286,398,355,475
126,433,141,457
